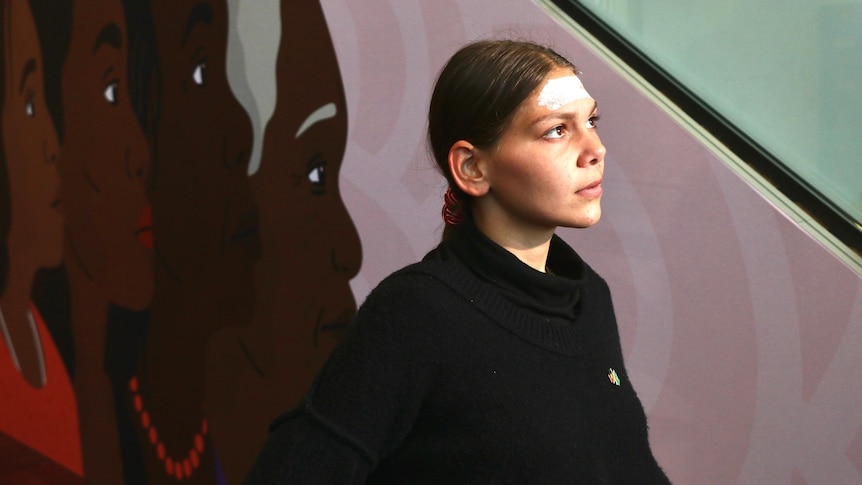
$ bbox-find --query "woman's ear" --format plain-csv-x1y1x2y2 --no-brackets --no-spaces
448,140,490,197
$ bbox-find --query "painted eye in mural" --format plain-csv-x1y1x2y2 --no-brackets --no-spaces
104,82,118,105
307,153,326,195
308,165,325,185
25,96,35,117
192,62,206,87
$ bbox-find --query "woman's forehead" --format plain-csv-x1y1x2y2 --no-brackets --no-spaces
536,74,591,111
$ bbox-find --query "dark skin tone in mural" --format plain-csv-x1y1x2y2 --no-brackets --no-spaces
205,1,362,482
1,0,63,389
0,3,84,480
7,1,359,483
58,1,154,483
132,0,258,482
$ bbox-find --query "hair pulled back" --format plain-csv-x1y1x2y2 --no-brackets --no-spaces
428,39,576,234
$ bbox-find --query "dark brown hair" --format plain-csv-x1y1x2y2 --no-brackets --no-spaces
427,39,576,237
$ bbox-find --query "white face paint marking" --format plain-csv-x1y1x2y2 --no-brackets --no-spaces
295,102,337,138
537,76,591,111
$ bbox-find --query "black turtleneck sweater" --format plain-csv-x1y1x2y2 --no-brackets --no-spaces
244,222,670,484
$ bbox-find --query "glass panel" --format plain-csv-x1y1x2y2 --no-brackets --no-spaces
574,0,862,224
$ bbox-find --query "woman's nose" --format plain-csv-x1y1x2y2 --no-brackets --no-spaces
125,141,150,181
578,132,606,168
330,205,362,279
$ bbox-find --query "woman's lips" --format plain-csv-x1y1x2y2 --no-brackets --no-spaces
576,179,603,198
135,205,154,249
314,308,355,346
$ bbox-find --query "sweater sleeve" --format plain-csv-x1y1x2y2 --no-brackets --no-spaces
242,409,373,484
243,270,446,484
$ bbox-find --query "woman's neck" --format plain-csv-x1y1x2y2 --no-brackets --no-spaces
137,264,221,425
472,211,554,272
64,252,125,483
64,255,109,374
133,268,215,479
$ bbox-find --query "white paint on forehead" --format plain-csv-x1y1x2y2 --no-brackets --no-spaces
537,76,591,111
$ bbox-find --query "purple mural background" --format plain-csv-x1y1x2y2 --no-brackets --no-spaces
225,1,862,483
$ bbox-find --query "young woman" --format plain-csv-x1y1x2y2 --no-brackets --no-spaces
0,0,82,478
29,0,155,482
126,1,258,483
244,39,670,484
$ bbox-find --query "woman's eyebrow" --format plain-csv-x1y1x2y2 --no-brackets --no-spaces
530,100,598,126
19,58,37,93
183,2,214,47
295,102,337,138
92,22,122,54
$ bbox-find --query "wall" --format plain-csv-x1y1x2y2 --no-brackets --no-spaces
1,0,860,484
313,1,862,483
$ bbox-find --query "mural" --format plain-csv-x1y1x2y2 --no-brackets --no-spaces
2,0,861,484
2,0,357,483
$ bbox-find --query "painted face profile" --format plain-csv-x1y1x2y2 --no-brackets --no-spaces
201,4,361,482
59,0,154,310
255,0,362,356
149,0,260,320
2,0,63,271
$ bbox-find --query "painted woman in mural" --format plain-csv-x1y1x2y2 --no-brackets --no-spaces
0,0,82,480
125,0,259,483
28,0,155,482
204,0,362,482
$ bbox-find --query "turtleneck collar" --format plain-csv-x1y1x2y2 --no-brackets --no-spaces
431,219,587,321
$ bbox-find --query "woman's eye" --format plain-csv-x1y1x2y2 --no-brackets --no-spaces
305,154,327,194
544,125,565,139
25,97,35,117
104,82,118,105
308,164,325,186
192,62,206,86
586,115,601,129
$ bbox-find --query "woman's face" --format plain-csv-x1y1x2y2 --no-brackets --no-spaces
254,0,361,357
475,68,606,234
59,1,154,309
2,1,63,269
149,0,259,319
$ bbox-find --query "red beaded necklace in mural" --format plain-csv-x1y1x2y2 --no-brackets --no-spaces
129,376,209,481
